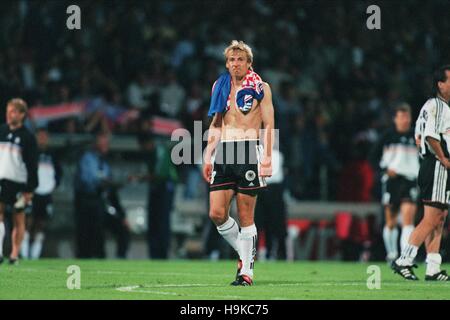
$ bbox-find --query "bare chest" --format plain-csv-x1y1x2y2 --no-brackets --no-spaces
222,87,262,139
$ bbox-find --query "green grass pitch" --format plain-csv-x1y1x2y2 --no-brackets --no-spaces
0,259,449,300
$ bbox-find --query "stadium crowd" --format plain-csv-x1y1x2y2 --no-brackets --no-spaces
0,0,449,203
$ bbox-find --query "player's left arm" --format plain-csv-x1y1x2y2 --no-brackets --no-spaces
368,131,386,171
260,82,275,177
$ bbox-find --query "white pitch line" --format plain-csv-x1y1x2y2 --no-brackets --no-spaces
140,283,224,288
116,285,244,299
117,286,179,296
6,268,60,273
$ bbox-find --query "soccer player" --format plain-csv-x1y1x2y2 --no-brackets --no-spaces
0,98,38,265
203,40,274,286
392,65,450,281
21,128,62,259
369,104,419,263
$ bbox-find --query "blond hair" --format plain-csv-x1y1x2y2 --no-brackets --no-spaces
223,40,253,63
7,98,28,114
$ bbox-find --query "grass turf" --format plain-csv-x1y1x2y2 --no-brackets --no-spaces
0,259,449,300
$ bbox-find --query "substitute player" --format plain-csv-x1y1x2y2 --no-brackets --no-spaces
392,65,450,281
203,40,274,286
369,104,419,263
21,127,62,259
0,98,38,265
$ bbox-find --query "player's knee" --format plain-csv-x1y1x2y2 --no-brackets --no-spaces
209,208,227,225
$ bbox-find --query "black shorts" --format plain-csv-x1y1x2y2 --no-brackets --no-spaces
210,140,267,196
418,156,450,207
0,179,26,207
32,194,53,218
381,175,418,210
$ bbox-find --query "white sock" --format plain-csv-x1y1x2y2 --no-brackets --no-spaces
238,224,257,278
390,227,399,257
400,225,414,253
30,232,45,259
383,226,398,259
396,243,418,266
21,231,30,259
382,226,392,254
426,253,441,276
217,217,240,256
0,222,4,256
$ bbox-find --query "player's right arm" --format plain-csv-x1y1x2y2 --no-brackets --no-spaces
414,114,424,148
203,113,222,182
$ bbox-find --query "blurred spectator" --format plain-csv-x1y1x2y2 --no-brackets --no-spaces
170,29,196,68
255,149,288,260
126,71,154,111
160,71,185,118
133,133,179,259
73,132,129,258
262,55,292,96
274,81,302,155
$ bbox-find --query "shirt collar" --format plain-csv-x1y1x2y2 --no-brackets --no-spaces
437,94,449,105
